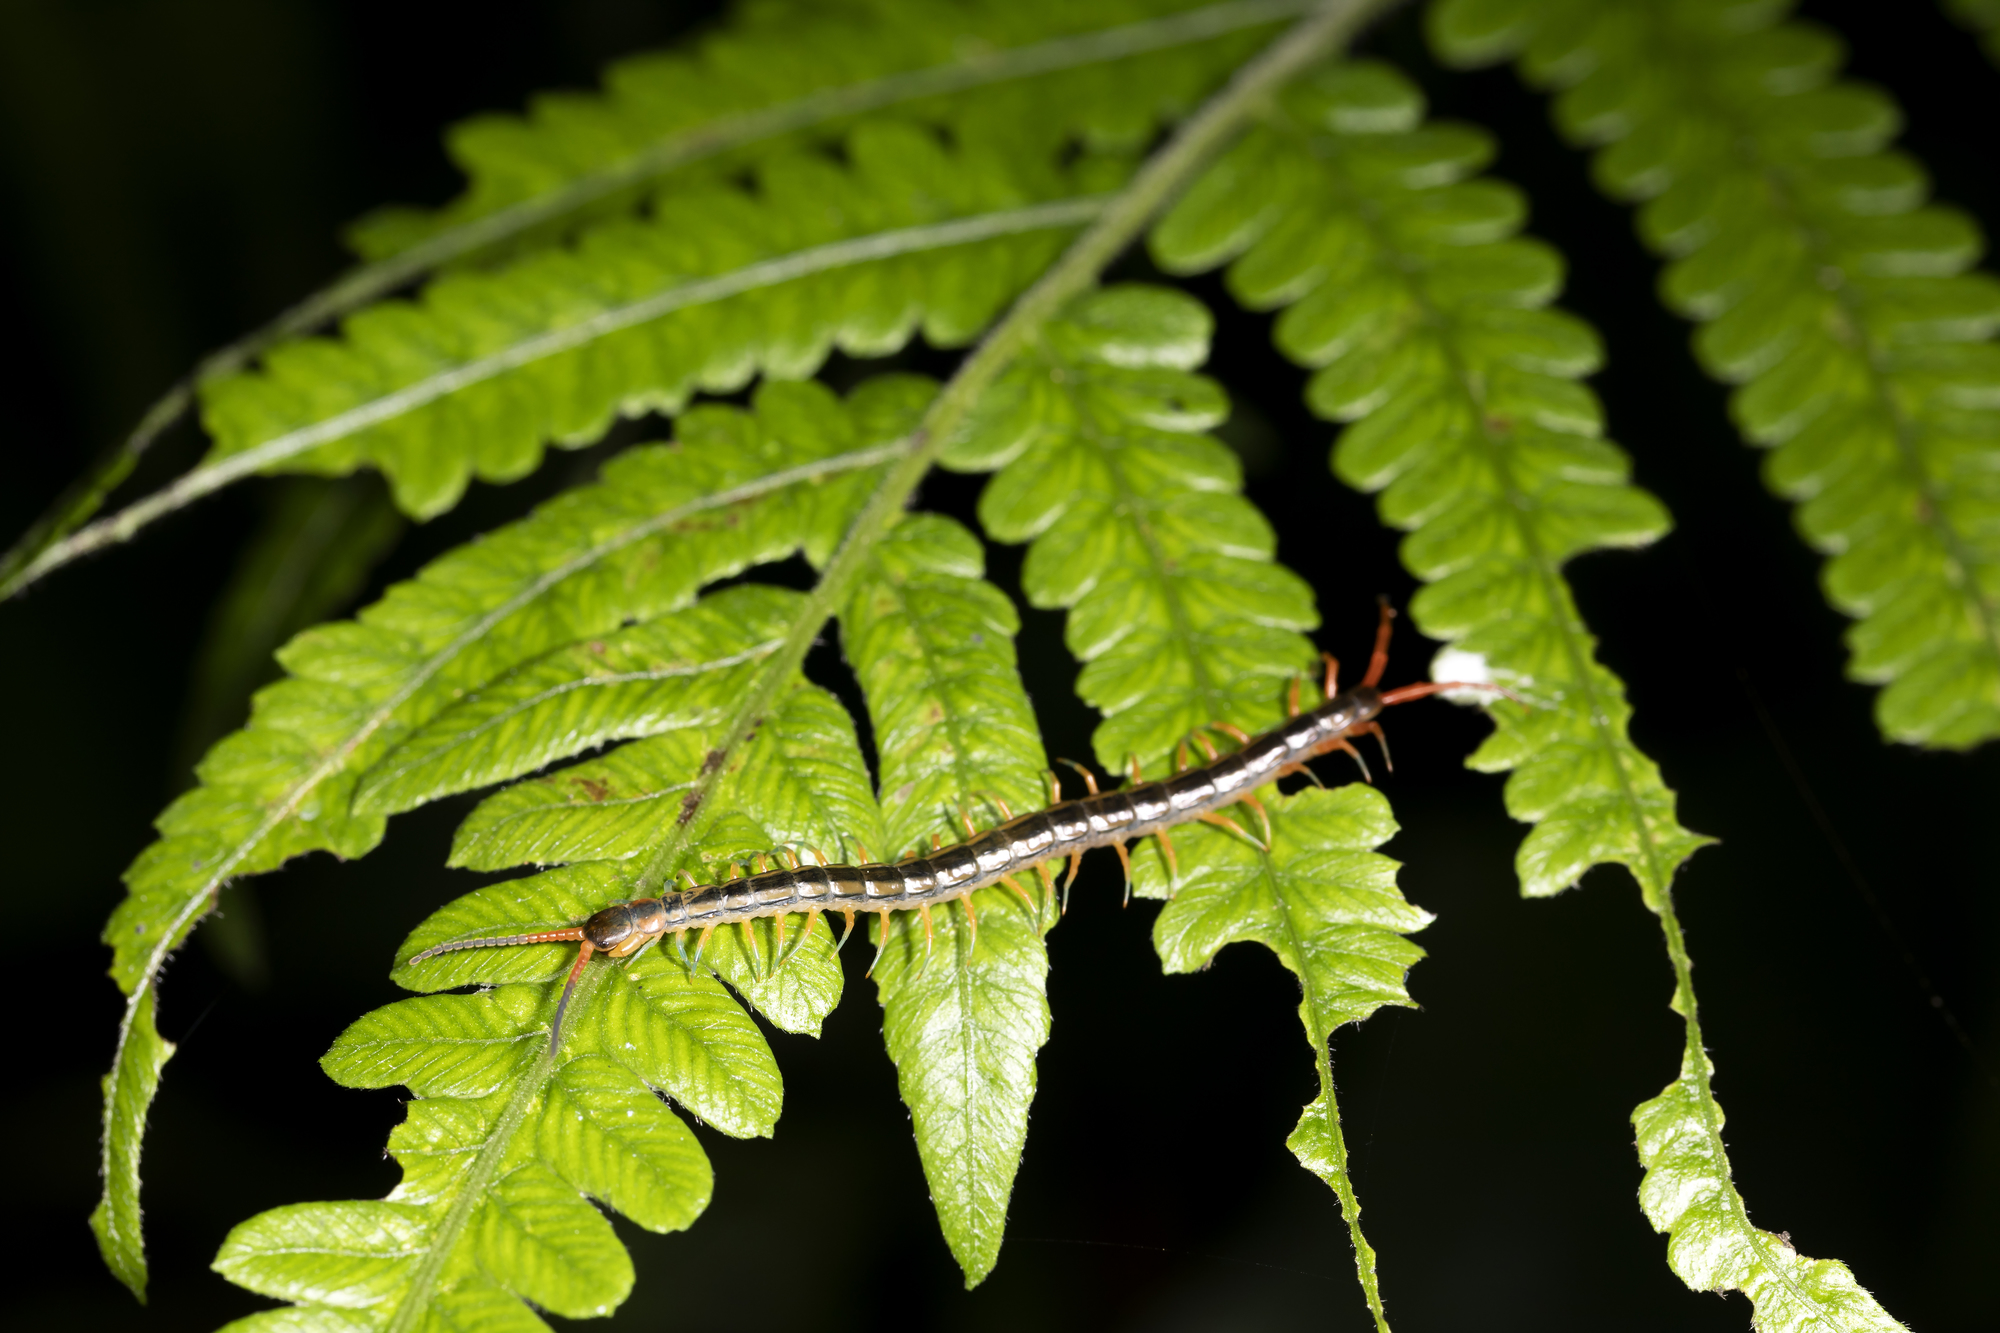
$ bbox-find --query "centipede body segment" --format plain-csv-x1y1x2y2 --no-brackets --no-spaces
409,602,1507,1051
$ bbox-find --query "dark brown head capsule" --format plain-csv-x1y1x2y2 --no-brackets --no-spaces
583,902,638,951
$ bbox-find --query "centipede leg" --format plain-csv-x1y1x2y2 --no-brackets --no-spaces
1175,739,1193,774
834,910,858,955
1362,721,1394,773
772,911,787,965
1045,769,1064,805
1361,596,1396,689
691,925,716,970
1058,852,1083,915
672,930,691,971
1056,757,1100,796
1192,730,1220,763
1000,874,1038,918
1112,839,1134,903
1212,720,1254,747
866,911,893,978
1240,791,1274,846
918,904,937,975
1331,736,1374,784
1322,651,1341,701
737,919,764,978
1156,828,1181,901
962,894,979,957
548,941,597,1056
777,911,815,969
1197,809,1265,851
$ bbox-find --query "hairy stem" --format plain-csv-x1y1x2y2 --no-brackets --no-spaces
0,0,1316,600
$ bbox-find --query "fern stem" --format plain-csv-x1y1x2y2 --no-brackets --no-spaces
382,963,608,1333
0,0,1317,602
4,199,1105,600
622,0,1398,898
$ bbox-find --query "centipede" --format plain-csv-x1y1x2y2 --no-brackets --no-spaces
410,602,1509,1052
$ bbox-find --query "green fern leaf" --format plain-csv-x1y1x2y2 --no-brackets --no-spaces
199,124,1093,519
1430,0,2000,749
94,378,916,1292
840,510,1054,1285
1134,783,1427,1329
966,284,1320,771
1944,0,2000,64
1152,55,1704,902
347,0,1303,263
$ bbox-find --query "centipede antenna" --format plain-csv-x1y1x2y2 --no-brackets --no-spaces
1322,651,1341,701
1378,680,1524,707
407,926,586,965
548,942,596,1056
1055,757,1100,795
1361,597,1397,689
1156,828,1181,902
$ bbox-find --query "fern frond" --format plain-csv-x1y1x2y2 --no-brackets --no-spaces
1945,0,2000,64
958,282,1420,1321
1134,784,1428,1331
350,0,1311,263
965,285,1320,770
0,1,1306,599
95,377,916,1296
1431,0,2000,749
1156,43,1910,1330
1152,56,1705,900
115,2,1395,1301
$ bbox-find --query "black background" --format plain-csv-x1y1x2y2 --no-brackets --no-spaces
1,1,1994,1329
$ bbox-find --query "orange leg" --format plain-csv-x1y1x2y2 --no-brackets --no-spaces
962,894,980,955
1000,874,1038,918
1192,730,1220,762
1126,755,1144,786
1045,769,1064,805
1176,739,1193,774
1197,809,1265,851
1240,792,1274,846
866,911,892,977
1330,736,1373,784
834,910,858,954
1321,651,1341,701
1056,757,1100,795
737,919,763,976
918,904,936,974
1361,720,1394,773
671,929,691,969
1288,674,1303,717
691,925,717,969
1111,840,1133,903
1156,828,1181,901
1361,597,1397,689
1059,852,1085,913
1211,721,1254,747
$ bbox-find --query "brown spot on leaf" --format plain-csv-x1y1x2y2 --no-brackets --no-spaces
677,790,704,825
701,748,727,775
573,777,612,802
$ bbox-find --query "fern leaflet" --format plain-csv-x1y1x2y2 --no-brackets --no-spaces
1152,45,1910,1330
1430,0,2000,749
99,1,1400,1306
4,0,1304,598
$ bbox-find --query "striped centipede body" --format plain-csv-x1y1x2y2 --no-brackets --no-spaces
411,603,1506,1050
